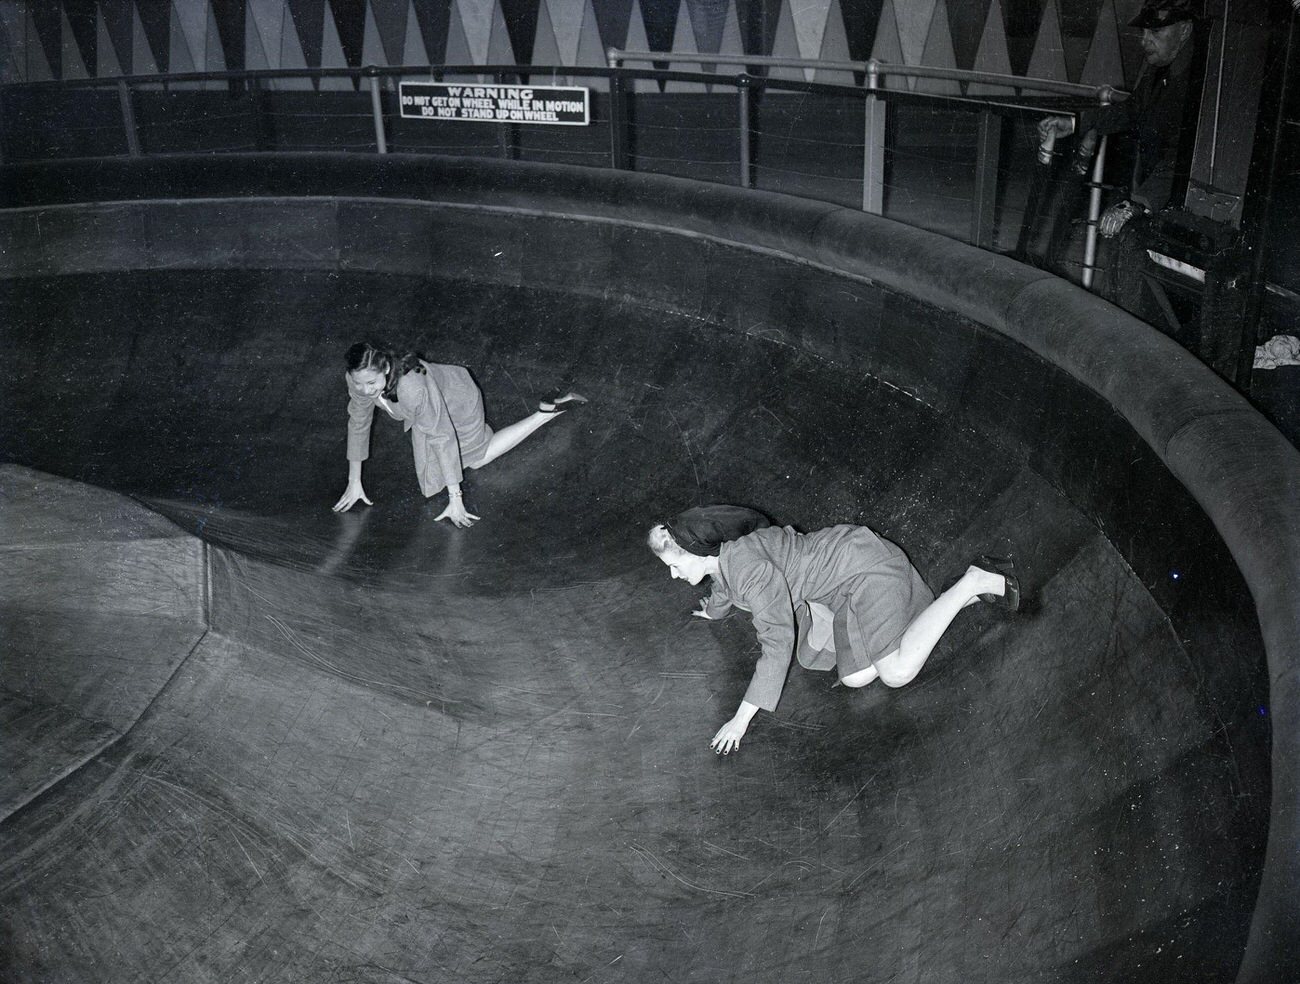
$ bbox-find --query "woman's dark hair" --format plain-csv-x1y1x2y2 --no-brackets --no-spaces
344,342,425,401
653,505,772,557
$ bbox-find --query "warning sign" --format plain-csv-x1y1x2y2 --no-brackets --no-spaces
399,82,590,126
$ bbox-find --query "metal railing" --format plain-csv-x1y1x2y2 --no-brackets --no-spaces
0,57,1127,284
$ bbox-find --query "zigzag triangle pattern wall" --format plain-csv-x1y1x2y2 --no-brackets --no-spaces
0,0,1148,88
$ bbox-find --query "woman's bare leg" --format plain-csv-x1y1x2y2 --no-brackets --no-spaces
472,410,560,468
840,663,879,688
472,394,584,469
870,565,1007,688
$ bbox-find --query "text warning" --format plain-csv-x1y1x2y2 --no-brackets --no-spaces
398,82,590,126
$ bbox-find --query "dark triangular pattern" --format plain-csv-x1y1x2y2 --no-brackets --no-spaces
1059,0,1103,82
499,0,540,64
328,0,365,65
371,0,410,63
733,0,762,55
947,0,992,69
212,0,247,69
1004,0,1043,36
640,0,677,52
841,0,883,61
1004,0,1043,75
1057,0,1102,42
0,17,13,81
589,0,632,52
30,2,62,77
684,0,724,53
410,0,452,63
136,0,171,71
100,0,134,73
66,0,99,76
758,0,781,56
286,0,326,66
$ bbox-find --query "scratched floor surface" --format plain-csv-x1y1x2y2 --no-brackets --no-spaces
0,270,1268,983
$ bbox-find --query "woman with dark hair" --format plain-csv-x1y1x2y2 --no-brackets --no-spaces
648,506,1018,755
335,342,585,527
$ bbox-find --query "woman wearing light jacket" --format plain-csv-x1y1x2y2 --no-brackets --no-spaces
335,342,585,527
648,505,1019,754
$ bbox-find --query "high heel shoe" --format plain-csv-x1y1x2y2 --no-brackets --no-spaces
538,392,588,413
974,554,1021,613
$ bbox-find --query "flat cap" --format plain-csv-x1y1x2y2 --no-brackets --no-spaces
1130,0,1199,29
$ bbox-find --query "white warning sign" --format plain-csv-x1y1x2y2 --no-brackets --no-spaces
398,82,590,126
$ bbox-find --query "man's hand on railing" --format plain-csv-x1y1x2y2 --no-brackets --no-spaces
1036,115,1075,164
1099,200,1143,238
1037,115,1076,142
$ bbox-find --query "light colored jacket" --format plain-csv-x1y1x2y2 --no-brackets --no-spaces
702,525,926,711
346,361,491,496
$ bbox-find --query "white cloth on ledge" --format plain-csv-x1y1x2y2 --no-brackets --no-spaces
1253,334,1300,370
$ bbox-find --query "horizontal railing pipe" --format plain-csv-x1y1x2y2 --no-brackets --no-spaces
607,48,1126,103
3,58,1127,108
0,62,1124,118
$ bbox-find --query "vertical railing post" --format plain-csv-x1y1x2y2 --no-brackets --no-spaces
608,71,629,170
117,79,141,157
737,74,752,188
862,59,885,214
367,68,388,154
971,109,1002,247
250,76,270,151
494,71,519,160
1082,134,1108,289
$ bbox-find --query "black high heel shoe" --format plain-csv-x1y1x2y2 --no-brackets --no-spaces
974,554,1021,613
538,392,588,414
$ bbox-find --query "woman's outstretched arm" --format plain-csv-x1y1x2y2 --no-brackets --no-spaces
333,459,373,512
336,377,376,512
711,562,797,753
398,374,478,526
710,701,759,755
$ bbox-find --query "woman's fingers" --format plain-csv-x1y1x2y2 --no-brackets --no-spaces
439,509,481,528
333,486,371,513
710,727,740,755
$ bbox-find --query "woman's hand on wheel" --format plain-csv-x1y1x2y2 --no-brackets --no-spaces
710,716,749,756
333,481,372,513
435,498,481,528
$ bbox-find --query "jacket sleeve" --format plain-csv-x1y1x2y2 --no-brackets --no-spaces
345,374,376,462
399,373,463,496
700,581,736,620
1080,98,1138,138
1131,164,1176,212
735,561,797,712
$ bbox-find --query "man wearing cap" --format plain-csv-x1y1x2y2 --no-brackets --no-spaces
1038,0,1199,240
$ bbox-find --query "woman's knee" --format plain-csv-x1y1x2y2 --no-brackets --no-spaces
873,651,914,688
840,666,877,688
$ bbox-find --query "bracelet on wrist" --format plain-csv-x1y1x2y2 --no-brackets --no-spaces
448,490,463,499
